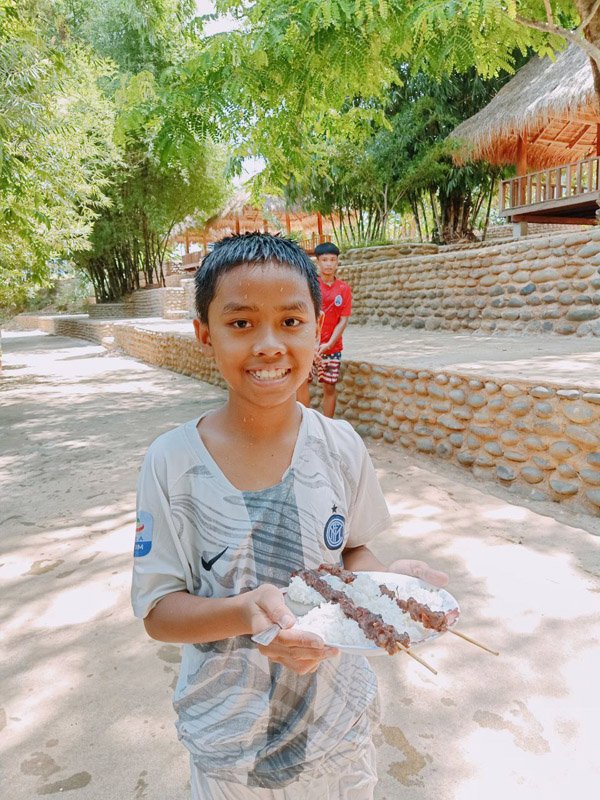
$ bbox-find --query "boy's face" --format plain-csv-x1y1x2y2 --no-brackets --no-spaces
316,253,338,283
194,262,322,410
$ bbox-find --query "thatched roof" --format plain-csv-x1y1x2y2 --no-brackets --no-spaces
451,44,600,169
171,187,338,247
203,188,322,234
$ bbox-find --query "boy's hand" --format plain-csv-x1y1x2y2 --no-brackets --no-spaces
388,559,449,588
245,584,338,674
258,629,338,675
244,583,296,633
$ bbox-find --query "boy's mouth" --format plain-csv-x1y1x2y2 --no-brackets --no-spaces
248,368,290,381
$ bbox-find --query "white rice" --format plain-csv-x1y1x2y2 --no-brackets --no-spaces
290,571,449,648
287,575,323,607
294,602,371,647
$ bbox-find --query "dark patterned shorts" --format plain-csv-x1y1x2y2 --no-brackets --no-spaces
311,352,342,385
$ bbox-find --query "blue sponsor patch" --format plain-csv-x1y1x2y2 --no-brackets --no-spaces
134,511,153,557
324,505,345,550
334,294,343,307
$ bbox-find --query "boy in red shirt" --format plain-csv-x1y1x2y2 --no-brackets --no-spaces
297,242,352,417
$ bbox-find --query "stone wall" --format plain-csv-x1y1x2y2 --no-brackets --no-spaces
342,242,439,264
87,303,129,319
112,322,600,515
341,229,600,336
332,362,600,515
10,314,599,514
112,323,225,388
484,222,587,241
13,314,115,344
123,287,188,318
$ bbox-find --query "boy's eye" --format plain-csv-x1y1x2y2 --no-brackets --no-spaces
231,320,251,329
283,318,302,328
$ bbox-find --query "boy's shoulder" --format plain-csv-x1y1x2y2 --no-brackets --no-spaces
335,277,352,292
303,408,365,458
141,419,199,477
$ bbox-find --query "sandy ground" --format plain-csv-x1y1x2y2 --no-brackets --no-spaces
1,329,599,800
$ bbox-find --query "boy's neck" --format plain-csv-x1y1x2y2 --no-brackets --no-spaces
217,395,302,442
321,275,336,286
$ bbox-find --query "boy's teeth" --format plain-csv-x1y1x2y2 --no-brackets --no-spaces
251,368,287,380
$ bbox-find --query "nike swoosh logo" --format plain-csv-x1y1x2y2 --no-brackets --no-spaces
201,547,228,571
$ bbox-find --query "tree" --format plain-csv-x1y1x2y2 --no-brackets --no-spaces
0,1,117,309
285,64,521,246
204,1,595,185
63,0,230,301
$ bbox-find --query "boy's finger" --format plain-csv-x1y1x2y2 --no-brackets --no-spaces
277,611,296,629
275,629,327,649
425,568,449,587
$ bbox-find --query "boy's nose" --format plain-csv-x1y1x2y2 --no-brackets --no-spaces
253,328,286,356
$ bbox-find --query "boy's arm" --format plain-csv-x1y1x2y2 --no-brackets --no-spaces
343,545,449,588
145,586,337,675
318,315,350,354
143,583,295,643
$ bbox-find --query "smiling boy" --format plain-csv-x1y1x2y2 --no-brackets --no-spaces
131,234,447,799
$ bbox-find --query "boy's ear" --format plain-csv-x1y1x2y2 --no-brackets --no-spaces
316,311,324,342
193,318,213,356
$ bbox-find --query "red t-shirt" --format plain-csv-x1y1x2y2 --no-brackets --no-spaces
319,277,352,355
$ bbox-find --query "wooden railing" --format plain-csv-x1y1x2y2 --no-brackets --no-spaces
500,156,600,212
182,250,202,267
299,232,328,253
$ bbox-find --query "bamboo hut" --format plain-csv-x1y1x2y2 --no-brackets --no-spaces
451,44,600,231
172,189,339,267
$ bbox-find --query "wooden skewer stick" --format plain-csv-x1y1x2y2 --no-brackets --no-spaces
449,629,499,656
396,642,438,674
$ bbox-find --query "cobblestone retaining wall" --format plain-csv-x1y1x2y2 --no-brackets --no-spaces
11,314,88,333
123,287,187,318
342,243,439,264
11,316,600,515
341,229,600,336
112,323,225,389
112,323,600,516
331,362,600,515
13,314,115,344
483,222,587,241
87,303,129,319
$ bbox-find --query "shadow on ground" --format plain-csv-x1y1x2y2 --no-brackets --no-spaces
1,331,599,800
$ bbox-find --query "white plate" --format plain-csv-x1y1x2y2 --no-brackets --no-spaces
289,571,459,656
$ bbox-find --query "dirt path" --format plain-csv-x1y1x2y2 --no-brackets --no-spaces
1,330,599,800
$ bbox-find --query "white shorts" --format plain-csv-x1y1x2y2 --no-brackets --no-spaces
190,742,378,800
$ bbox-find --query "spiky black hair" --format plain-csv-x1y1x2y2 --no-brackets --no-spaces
314,241,340,257
194,232,321,323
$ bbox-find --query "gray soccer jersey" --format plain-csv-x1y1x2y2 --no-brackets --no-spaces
131,407,391,788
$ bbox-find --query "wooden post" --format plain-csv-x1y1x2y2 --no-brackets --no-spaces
317,212,324,242
185,230,190,255
285,212,291,234
235,214,240,235
263,219,269,233
516,135,528,205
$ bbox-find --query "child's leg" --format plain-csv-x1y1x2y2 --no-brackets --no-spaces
318,353,342,418
191,741,377,800
322,740,378,800
191,767,267,799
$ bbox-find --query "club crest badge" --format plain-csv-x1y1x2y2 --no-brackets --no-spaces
334,294,343,307
134,511,153,557
324,504,345,550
